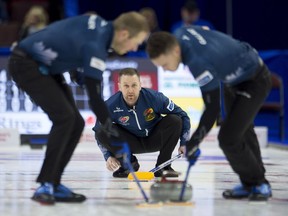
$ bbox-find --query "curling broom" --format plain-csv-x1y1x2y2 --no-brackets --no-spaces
128,153,183,181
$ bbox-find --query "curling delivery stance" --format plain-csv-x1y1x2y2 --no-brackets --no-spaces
146,27,272,201
94,68,191,178
8,12,149,205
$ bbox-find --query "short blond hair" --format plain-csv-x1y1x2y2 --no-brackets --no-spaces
23,5,48,28
113,12,150,38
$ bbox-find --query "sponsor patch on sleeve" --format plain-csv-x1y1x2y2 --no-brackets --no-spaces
167,99,175,111
195,70,213,87
90,57,106,71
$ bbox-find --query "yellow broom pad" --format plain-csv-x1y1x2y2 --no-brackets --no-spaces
127,171,154,181
165,201,195,206
136,201,163,208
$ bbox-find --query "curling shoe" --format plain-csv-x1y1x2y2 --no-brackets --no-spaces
54,184,86,203
154,166,179,178
31,182,55,205
113,167,130,178
249,183,272,201
113,156,140,178
223,184,251,199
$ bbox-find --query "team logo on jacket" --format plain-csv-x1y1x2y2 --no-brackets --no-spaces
167,99,175,111
144,108,155,121
119,116,129,125
196,70,213,86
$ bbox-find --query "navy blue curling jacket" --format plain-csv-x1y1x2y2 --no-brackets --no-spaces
94,88,191,160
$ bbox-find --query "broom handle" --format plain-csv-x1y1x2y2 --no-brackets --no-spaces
179,162,192,201
149,153,183,173
124,154,149,202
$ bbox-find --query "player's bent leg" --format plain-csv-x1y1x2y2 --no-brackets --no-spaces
153,115,182,178
56,112,85,182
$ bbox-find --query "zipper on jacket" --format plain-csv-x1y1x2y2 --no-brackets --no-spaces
129,106,149,136
131,106,142,130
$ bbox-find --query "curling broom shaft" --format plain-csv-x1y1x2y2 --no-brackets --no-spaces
179,163,192,201
125,155,149,202
149,153,182,173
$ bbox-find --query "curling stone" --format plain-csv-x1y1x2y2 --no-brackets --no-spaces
150,172,192,202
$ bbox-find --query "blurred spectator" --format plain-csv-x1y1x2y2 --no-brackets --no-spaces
11,5,49,110
139,7,160,33
18,5,48,40
83,11,97,15
126,7,160,57
171,0,215,33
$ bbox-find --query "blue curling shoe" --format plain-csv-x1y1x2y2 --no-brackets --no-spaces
54,184,86,203
249,183,272,201
32,182,55,205
223,184,251,199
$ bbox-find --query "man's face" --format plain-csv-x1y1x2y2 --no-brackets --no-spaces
113,31,148,55
119,74,141,106
151,46,181,71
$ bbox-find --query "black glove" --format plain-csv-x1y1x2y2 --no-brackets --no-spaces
70,69,85,88
186,145,201,165
96,118,119,141
95,119,124,153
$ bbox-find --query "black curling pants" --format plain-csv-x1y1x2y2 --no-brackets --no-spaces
218,64,272,186
8,53,85,184
96,114,182,167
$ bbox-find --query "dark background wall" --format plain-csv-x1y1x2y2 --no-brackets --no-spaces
6,0,288,50
77,0,288,50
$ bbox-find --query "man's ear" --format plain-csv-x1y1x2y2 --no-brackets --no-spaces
118,82,121,91
118,29,129,40
174,45,181,55
172,45,181,58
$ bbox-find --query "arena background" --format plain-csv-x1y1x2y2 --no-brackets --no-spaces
0,0,287,145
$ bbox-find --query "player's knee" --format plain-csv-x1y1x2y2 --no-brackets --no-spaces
218,128,241,151
172,114,182,125
168,114,182,130
54,109,75,124
55,109,83,130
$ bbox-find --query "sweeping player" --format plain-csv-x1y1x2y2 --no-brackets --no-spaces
94,68,191,178
8,12,149,205
146,27,272,201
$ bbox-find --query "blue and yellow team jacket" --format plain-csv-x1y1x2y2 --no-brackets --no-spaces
95,88,191,160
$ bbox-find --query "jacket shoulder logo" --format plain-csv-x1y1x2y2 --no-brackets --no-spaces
196,70,213,87
167,99,175,111
144,108,155,121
